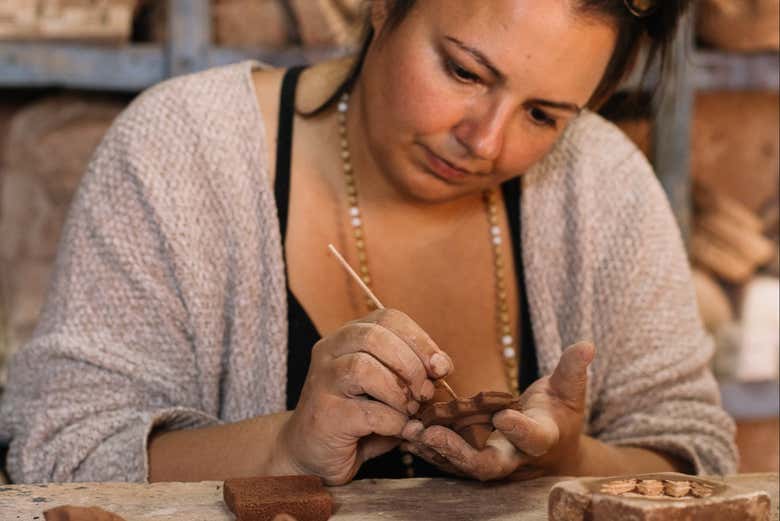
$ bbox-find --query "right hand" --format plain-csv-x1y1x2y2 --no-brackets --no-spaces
275,308,453,485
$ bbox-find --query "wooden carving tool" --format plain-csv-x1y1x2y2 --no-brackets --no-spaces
327,243,459,400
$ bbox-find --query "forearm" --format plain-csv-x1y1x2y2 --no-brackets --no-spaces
573,435,694,476
148,411,299,482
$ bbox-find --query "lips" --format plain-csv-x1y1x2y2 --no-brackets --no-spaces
422,146,475,183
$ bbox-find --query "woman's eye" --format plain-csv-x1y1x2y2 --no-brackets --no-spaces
447,60,481,83
529,107,557,128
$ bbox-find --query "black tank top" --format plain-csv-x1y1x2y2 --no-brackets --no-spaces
274,66,538,479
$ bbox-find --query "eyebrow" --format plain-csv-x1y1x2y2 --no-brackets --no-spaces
445,36,583,114
527,99,583,114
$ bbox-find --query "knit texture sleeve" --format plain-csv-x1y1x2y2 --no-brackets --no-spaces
583,140,738,475
0,82,225,484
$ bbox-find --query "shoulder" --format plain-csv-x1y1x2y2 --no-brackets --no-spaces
89,61,269,188
76,61,277,230
528,111,671,228
113,60,262,151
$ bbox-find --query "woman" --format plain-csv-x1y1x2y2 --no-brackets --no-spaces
0,0,736,485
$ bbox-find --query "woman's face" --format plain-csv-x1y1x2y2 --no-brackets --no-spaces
356,0,617,203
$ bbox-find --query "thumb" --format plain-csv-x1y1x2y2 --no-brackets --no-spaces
548,341,595,405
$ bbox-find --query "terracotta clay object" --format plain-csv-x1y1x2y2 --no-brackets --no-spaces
43,505,126,521
549,472,771,521
223,475,332,521
416,391,522,449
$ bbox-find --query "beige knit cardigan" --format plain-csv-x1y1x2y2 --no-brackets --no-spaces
0,61,737,483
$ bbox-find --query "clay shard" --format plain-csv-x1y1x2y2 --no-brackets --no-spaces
664,479,691,498
415,391,522,449
690,481,715,498
635,479,665,497
599,478,637,495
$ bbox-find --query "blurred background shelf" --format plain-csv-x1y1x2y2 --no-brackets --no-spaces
0,42,345,91
694,51,780,92
1,44,776,92
721,380,780,420
1,2,777,242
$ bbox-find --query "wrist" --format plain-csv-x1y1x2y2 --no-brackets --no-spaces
553,434,589,475
262,412,307,477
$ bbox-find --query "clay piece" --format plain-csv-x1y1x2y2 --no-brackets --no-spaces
416,391,522,449
43,505,126,521
549,472,771,521
635,479,665,497
663,480,691,498
223,475,332,521
599,479,637,495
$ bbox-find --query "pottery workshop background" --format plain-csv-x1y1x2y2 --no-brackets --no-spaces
0,0,778,477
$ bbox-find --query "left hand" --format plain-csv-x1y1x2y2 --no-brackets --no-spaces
400,341,595,481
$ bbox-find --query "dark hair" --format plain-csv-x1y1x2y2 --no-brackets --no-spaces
306,0,691,116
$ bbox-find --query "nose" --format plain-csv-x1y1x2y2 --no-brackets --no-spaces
452,100,513,161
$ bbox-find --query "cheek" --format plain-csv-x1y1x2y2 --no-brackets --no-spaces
495,128,560,179
374,49,462,139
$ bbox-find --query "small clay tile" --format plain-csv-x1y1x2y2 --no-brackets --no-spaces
223,475,332,521
635,479,665,497
599,479,637,496
664,480,691,498
690,481,714,498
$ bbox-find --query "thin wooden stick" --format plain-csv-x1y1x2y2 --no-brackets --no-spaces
327,243,458,400
328,244,383,310
436,379,458,401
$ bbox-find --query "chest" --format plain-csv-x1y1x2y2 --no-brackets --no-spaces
284,165,521,398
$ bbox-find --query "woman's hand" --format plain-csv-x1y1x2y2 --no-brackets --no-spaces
274,308,453,485
400,341,595,481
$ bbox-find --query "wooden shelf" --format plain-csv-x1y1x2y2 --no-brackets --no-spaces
0,42,345,91
694,50,780,91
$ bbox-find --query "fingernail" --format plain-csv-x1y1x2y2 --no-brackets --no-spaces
420,380,435,401
407,401,420,415
402,420,424,440
430,353,451,377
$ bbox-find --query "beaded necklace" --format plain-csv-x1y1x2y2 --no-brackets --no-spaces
336,92,519,476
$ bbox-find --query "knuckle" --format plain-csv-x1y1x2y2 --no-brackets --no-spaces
346,352,369,377
378,308,410,325
362,322,385,347
310,338,329,359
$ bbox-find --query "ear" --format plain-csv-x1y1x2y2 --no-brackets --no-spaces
370,0,390,35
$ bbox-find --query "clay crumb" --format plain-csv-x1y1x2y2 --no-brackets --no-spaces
600,479,637,495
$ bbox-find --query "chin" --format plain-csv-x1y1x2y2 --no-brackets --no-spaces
389,165,491,204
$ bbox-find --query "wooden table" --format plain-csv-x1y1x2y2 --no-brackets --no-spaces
1,474,777,520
